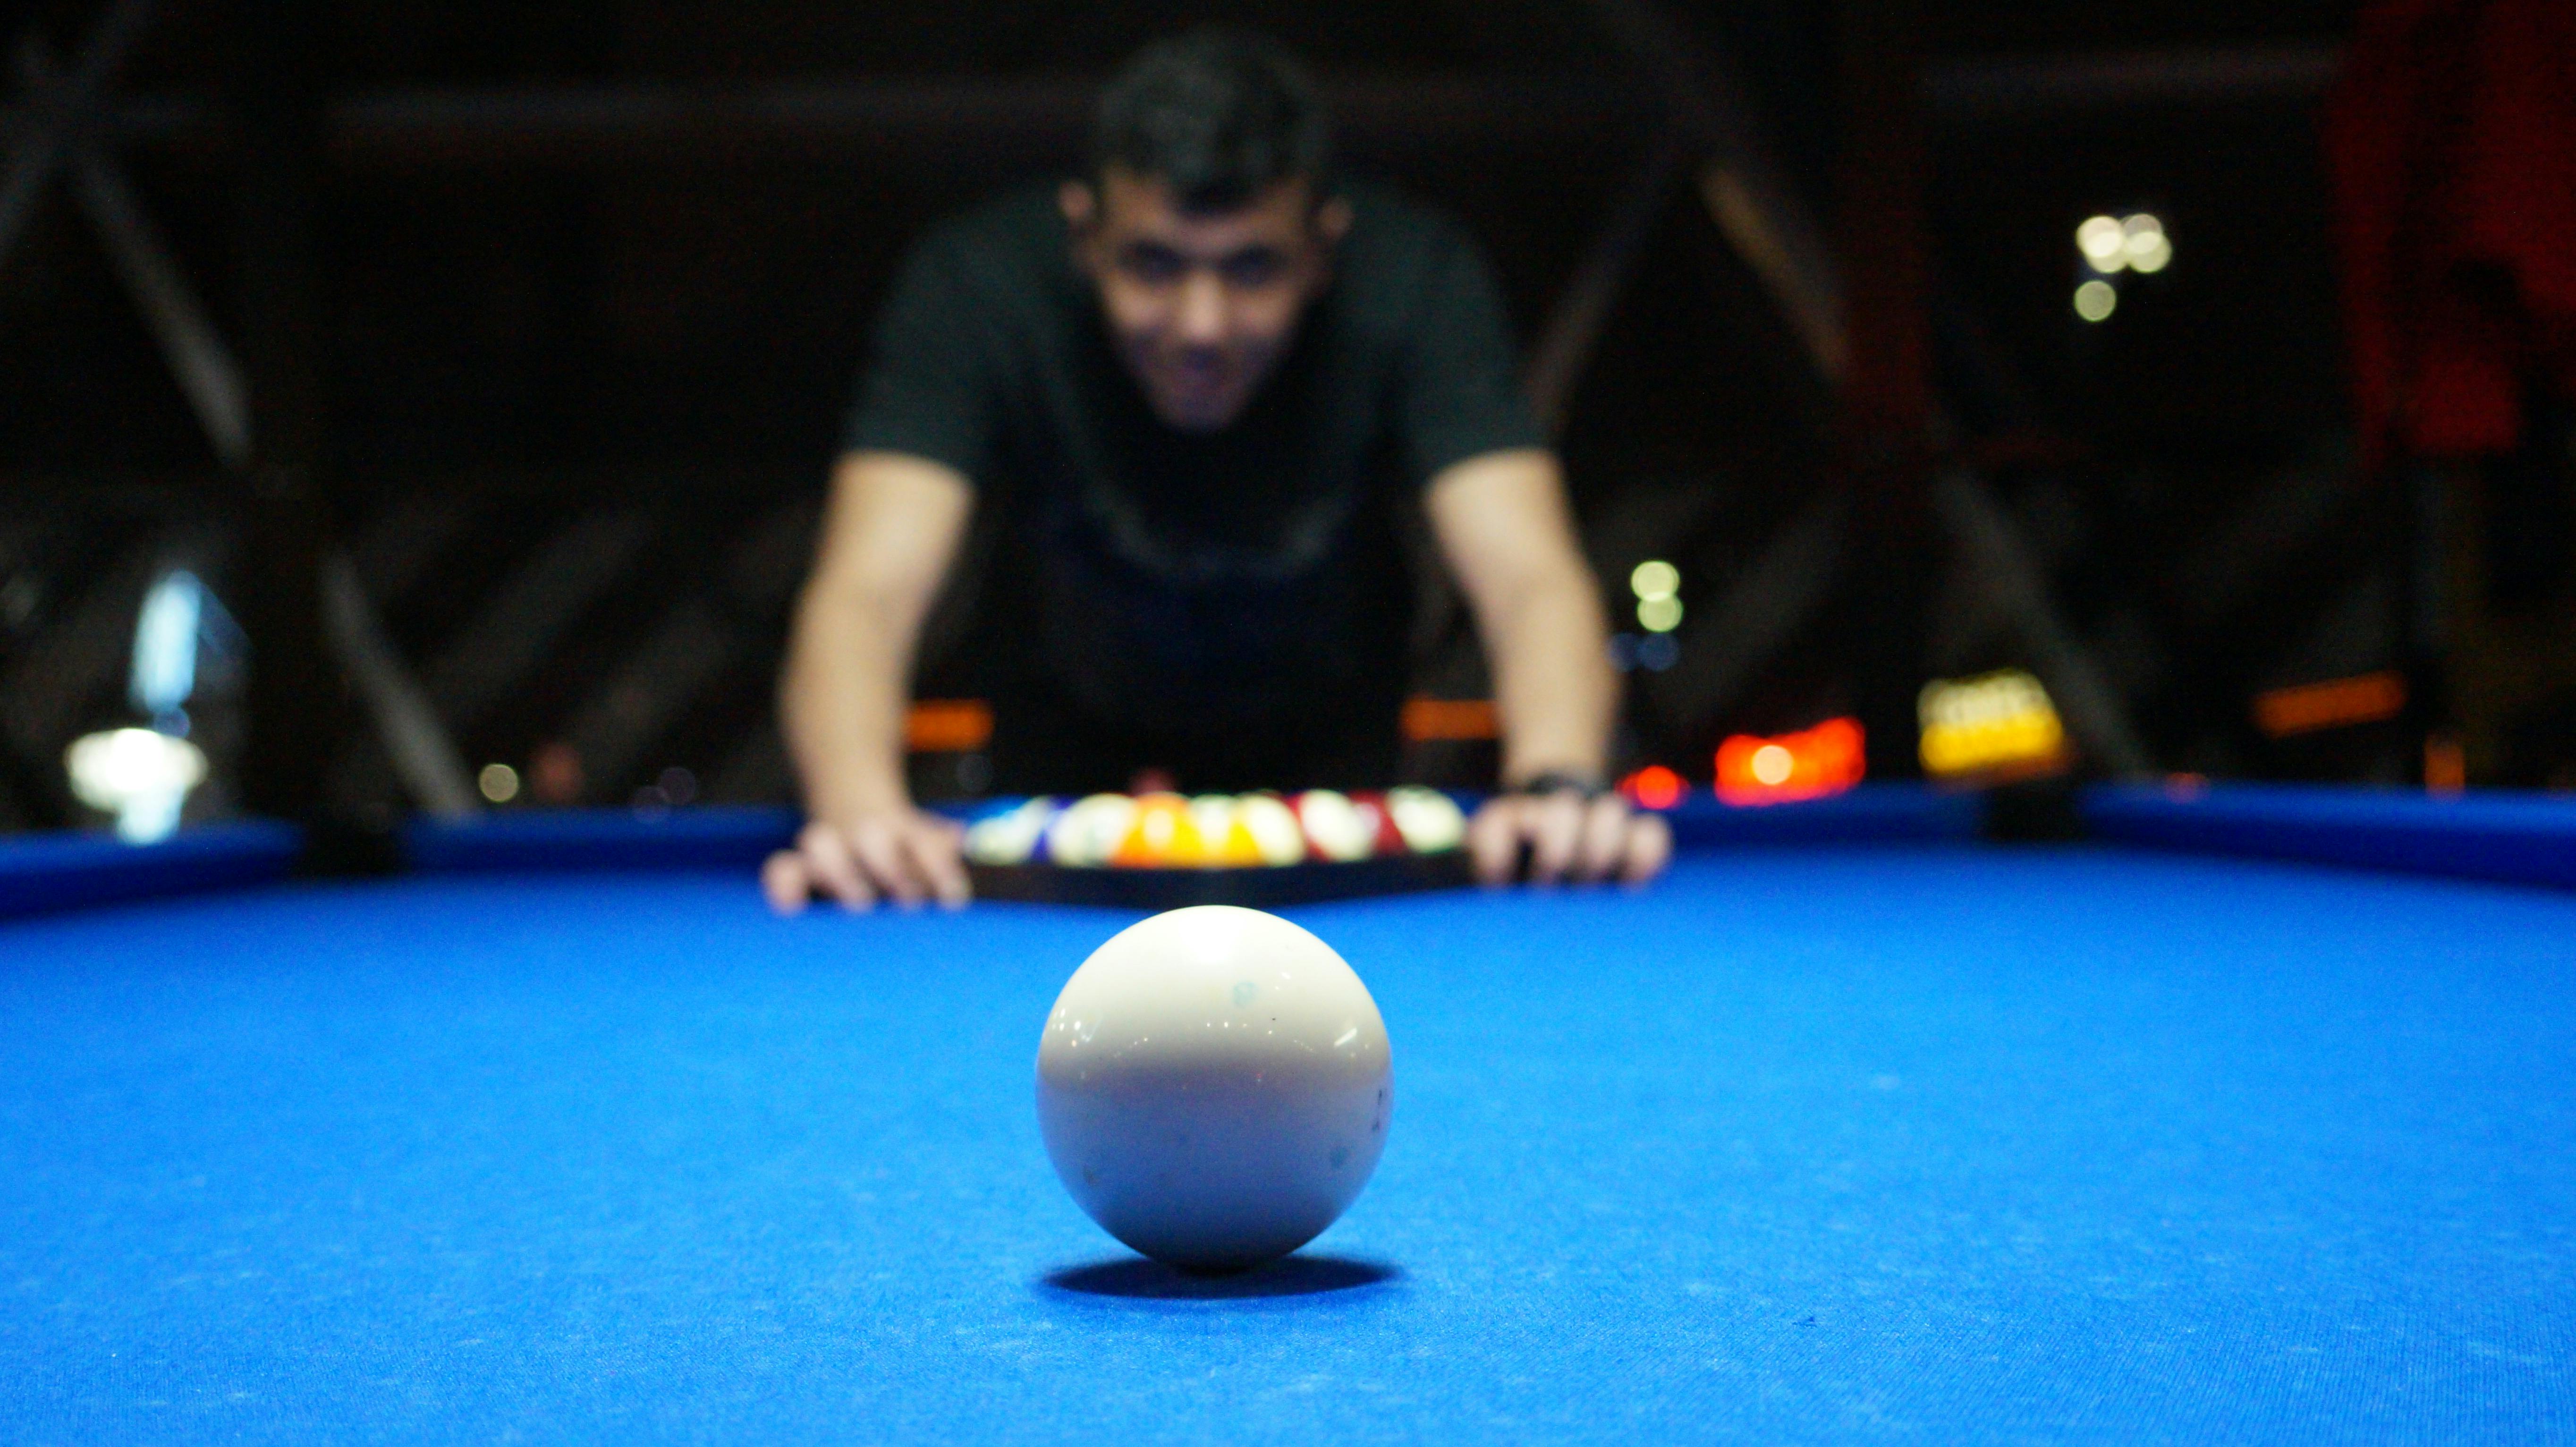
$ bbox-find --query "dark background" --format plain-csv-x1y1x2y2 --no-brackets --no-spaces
5,0,2564,834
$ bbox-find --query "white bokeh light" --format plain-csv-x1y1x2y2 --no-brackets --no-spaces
1749,744,1795,787
66,727,207,843
2076,215,2127,267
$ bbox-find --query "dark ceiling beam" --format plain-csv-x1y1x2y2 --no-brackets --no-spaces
1522,136,1683,438
1575,0,1849,383
0,0,158,269
320,552,480,820
555,500,817,801
1922,43,2342,116
1832,0,1940,780
229,0,341,826
0,92,199,148
1,49,2344,159
17,32,251,475
0,75,1649,165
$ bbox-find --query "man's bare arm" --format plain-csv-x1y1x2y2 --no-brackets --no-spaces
1425,448,1616,782
766,450,976,912
1424,447,1669,885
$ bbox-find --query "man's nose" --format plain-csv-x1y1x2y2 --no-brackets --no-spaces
1175,272,1229,346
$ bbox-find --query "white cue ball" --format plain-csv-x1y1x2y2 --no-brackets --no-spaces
1035,906,1393,1271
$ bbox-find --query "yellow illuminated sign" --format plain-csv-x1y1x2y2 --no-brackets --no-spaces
1919,669,2068,780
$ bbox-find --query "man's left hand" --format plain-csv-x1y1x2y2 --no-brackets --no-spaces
1466,790,1671,887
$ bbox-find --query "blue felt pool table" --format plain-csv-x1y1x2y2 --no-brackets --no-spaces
4,787,2573,1443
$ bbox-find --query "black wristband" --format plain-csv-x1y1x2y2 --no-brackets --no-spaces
1507,771,1609,800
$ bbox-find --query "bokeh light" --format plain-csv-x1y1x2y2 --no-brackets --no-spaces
1715,718,1865,807
1629,560,1679,601
1637,595,1683,632
2074,280,2118,322
1619,765,1686,810
65,727,206,843
2076,215,2127,267
478,762,521,803
1748,743,1795,787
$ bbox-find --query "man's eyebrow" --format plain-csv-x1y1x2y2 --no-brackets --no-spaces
1116,239,1285,267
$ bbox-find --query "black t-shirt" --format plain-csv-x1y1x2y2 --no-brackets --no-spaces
843,181,1540,785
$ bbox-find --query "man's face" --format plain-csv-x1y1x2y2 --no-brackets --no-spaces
1063,168,1349,433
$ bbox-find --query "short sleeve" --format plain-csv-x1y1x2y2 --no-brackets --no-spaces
1396,230,1548,485
840,233,1002,485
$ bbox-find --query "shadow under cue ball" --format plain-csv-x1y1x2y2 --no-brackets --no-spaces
1035,905,1394,1273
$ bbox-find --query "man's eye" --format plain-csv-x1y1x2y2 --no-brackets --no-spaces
1119,246,1186,284
1220,250,1287,288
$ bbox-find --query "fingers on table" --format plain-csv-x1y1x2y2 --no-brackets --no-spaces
905,817,973,909
1619,809,1673,885
794,822,878,911
1576,796,1633,881
760,849,812,915
767,817,972,914
848,818,929,907
1469,793,1672,887
1467,800,1525,885
1522,792,1590,884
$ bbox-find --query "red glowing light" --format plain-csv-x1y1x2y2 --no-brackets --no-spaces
1715,717,1865,806
1619,765,1688,811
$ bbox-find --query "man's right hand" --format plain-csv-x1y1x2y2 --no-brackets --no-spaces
762,810,971,914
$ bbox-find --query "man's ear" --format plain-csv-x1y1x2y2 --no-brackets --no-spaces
1313,196,1354,249
1058,179,1098,233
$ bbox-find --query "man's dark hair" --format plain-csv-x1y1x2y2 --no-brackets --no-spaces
1090,30,1332,213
